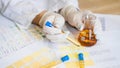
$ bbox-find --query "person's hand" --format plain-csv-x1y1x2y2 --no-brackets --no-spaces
60,5,102,39
38,11,69,42
60,5,84,31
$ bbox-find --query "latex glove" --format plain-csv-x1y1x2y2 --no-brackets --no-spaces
60,5,84,31
39,11,69,42
60,5,102,39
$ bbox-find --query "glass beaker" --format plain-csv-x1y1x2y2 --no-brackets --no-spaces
78,14,97,46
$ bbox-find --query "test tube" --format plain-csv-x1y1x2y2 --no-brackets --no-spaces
78,53,85,68
41,55,69,68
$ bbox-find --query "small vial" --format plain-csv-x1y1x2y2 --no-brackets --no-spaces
78,14,97,47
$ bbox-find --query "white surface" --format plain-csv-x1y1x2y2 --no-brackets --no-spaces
86,14,120,68
0,14,120,68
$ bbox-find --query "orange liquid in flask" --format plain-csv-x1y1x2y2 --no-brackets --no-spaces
78,16,97,46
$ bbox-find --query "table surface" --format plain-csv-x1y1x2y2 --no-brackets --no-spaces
78,0,120,15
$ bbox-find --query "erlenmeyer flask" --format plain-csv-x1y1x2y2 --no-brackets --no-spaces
78,14,97,46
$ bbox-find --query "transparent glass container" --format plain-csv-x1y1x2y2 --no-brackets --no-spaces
78,14,97,46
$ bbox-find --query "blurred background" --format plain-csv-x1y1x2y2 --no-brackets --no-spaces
78,0,120,15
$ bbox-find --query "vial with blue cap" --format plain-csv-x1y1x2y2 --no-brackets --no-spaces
41,55,69,68
78,53,85,68
45,21,53,27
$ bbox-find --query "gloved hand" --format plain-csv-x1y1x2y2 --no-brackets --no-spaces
60,5,84,31
60,5,102,39
39,11,69,42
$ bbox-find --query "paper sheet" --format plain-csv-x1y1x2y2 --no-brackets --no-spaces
6,44,94,68
0,15,44,59
0,15,93,68
60,14,120,68
0,14,120,68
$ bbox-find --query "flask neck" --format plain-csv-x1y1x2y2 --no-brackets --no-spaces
82,14,96,30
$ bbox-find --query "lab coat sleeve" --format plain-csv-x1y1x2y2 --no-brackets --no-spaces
0,0,48,29
48,0,79,11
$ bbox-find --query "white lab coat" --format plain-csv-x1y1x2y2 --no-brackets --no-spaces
0,0,78,29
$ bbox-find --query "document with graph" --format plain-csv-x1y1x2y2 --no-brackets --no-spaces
0,16,44,59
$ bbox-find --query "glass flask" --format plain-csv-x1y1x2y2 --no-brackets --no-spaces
78,14,97,46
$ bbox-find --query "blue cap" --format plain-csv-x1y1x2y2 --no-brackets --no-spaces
61,55,69,62
45,21,53,27
78,53,84,61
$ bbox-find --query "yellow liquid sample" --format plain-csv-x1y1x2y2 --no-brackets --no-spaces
78,28,97,47
78,13,97,47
